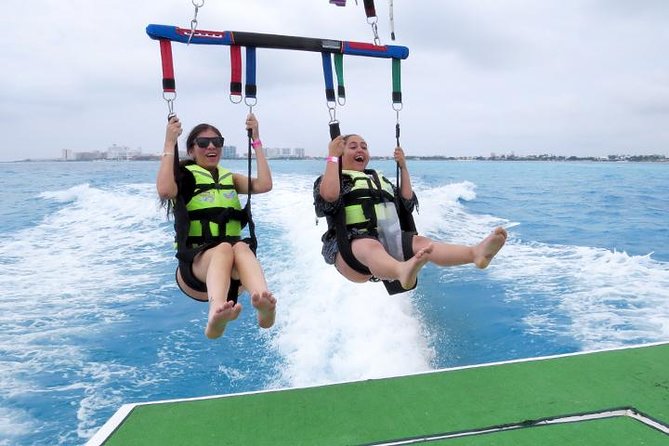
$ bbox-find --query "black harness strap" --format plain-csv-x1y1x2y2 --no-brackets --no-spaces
244,128,258,254
382,119,418,294
335,210,373,276
168,115,191,263
394,121,417,234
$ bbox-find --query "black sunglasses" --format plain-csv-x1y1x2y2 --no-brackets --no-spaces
194,136,225,149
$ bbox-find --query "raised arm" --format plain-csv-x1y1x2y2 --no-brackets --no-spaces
235,113,272,194
394,146,414,201
156,115,182,199
319,136,345,202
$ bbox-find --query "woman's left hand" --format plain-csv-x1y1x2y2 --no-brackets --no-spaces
394,146,407,169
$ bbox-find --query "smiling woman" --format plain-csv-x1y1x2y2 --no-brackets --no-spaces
314,133,508,294
155,113,277,341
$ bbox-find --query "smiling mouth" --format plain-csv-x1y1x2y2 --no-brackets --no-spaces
354,155,365,162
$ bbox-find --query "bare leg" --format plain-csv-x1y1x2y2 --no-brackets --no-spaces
413,227,507,269
192,243,242,339
232,243,276,329
334,254,373,283
351,238,433,290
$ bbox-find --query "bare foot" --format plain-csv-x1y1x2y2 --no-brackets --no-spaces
252,291,276,329
474,227,507,269
205,300,242,339
399,243,434,290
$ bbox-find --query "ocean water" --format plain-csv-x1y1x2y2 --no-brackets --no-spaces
0,159,667,445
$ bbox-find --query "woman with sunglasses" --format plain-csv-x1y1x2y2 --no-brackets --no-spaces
157,113,276,339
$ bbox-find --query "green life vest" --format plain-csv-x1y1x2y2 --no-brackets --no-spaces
341,169,397,234
183,164,245,247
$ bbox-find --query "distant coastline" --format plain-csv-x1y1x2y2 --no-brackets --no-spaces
5,153,668,163
403,154,668,163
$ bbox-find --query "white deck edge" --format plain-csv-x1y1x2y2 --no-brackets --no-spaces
86,404,135,446
85,340,669,445
372,409,669,445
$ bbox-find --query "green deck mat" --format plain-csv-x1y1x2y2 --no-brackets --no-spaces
95,343,669,445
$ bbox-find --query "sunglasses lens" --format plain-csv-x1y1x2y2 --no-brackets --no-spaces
195,137,224,148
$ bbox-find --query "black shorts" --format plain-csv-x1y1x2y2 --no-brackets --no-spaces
176,262,241,304
176,240,246,304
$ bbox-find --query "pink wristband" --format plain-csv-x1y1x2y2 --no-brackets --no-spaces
326,156,339,164
251,139,262,148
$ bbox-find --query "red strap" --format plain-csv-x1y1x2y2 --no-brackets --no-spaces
230,45,242,97
159,39,175,93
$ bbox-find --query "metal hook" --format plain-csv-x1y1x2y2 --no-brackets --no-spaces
367,17,381,46
187,0,205,45
244,96,258,113
326,101,337,123
162,91,177,115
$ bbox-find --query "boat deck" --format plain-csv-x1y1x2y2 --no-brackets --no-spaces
88,342,669,445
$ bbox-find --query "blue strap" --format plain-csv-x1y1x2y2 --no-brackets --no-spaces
321,53,336,102
245,47,257,98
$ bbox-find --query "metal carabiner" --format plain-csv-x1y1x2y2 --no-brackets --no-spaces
245,96,258,113
162,91,177,115
187,0,205,45
326,101,337,123
367,17,381,46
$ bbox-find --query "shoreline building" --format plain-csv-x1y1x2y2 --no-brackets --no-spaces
259,147,306,159
222,145,237,159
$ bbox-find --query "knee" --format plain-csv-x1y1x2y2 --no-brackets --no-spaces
351,238,382,256
211,242,234,257
232,242,253,256
412,235,430,252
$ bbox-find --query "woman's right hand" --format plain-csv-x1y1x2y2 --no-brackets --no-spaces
165,115,182,146
328,135,345,157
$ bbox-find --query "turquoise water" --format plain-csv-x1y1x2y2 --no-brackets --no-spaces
0,160,667,445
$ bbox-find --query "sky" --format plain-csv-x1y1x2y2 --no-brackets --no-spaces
1,0,669,162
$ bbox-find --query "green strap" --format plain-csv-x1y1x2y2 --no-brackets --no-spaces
334,53,345,104
392,58,402,104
